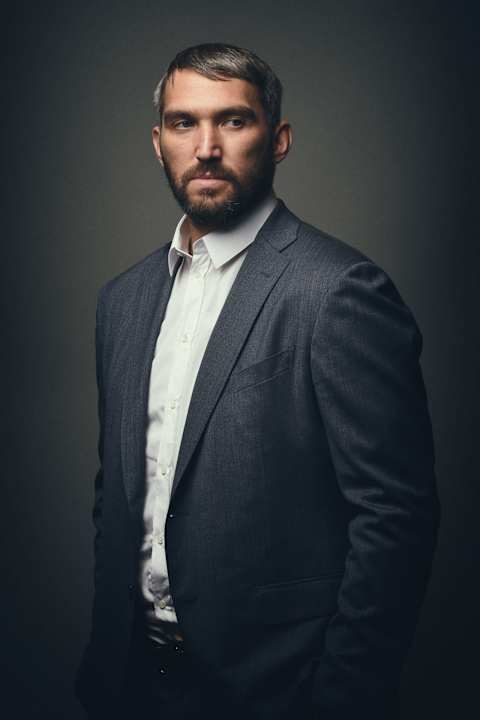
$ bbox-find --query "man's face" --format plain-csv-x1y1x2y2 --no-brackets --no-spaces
153,69,277,230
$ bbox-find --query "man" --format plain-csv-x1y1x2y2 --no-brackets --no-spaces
75,43,439,719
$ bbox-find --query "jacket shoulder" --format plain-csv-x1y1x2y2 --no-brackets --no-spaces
275,204,412,318
290,216,417,330
97,244,170,309
295,218,372,281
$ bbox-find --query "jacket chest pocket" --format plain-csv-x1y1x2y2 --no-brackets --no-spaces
225,346,294,395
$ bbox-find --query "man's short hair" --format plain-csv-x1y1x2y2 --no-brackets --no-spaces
153,43,283,133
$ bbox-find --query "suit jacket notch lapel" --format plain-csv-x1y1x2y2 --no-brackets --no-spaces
170,208,300,502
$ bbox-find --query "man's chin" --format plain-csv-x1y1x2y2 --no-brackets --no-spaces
182,188,234,220
184,197,242,228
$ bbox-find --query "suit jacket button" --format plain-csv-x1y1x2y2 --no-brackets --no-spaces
128,583,135,591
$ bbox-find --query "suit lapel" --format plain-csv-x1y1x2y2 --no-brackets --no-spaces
170,200,299,503
120,248,180,515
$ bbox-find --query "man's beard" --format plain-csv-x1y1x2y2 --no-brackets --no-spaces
161,140,276,230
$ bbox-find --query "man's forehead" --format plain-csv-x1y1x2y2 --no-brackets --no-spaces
162,69,262,112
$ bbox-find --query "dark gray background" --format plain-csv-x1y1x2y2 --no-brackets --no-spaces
3,1,478,718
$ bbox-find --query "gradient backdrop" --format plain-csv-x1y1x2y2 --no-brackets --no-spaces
3,1,478,718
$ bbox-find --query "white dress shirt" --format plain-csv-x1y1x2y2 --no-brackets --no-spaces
138,191,278,644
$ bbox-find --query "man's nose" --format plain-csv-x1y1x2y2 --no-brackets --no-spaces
195,124,222,161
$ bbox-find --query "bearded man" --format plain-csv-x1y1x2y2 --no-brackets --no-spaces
75,43,439,720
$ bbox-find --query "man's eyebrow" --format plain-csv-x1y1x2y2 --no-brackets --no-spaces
214,106,258,120
163,106,258,123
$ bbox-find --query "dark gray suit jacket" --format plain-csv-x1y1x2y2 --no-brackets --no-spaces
75,199,439,719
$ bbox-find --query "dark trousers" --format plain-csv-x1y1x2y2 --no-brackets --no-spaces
86,597,316,719
86,601,229,720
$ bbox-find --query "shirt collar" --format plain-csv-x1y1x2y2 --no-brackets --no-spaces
168,190,278,276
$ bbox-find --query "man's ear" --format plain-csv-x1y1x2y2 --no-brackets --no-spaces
152,126,164,166
272,120,293,165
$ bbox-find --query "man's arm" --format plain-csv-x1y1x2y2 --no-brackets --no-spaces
310,260,440,718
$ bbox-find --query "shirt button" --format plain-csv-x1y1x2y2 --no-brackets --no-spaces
159,599,167,609
181,333,189,343
169,400,176,410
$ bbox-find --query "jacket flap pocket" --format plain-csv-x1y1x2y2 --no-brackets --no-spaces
253,573,342,625
227,347,294,394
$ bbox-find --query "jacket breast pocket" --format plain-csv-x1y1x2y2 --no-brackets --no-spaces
226,347,294,395
253,573,343,625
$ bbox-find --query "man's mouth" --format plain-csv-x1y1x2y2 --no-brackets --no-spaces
190,175,228,185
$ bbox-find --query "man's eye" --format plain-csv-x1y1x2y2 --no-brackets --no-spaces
174,120,193,129
224,118,244,127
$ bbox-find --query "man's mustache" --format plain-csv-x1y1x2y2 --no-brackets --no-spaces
182,165,236,184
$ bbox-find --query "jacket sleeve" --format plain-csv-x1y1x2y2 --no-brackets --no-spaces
309,260,440,718
92,287,106,591
74,287,108,710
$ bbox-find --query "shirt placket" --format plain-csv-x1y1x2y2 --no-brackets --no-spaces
150,244,211,614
